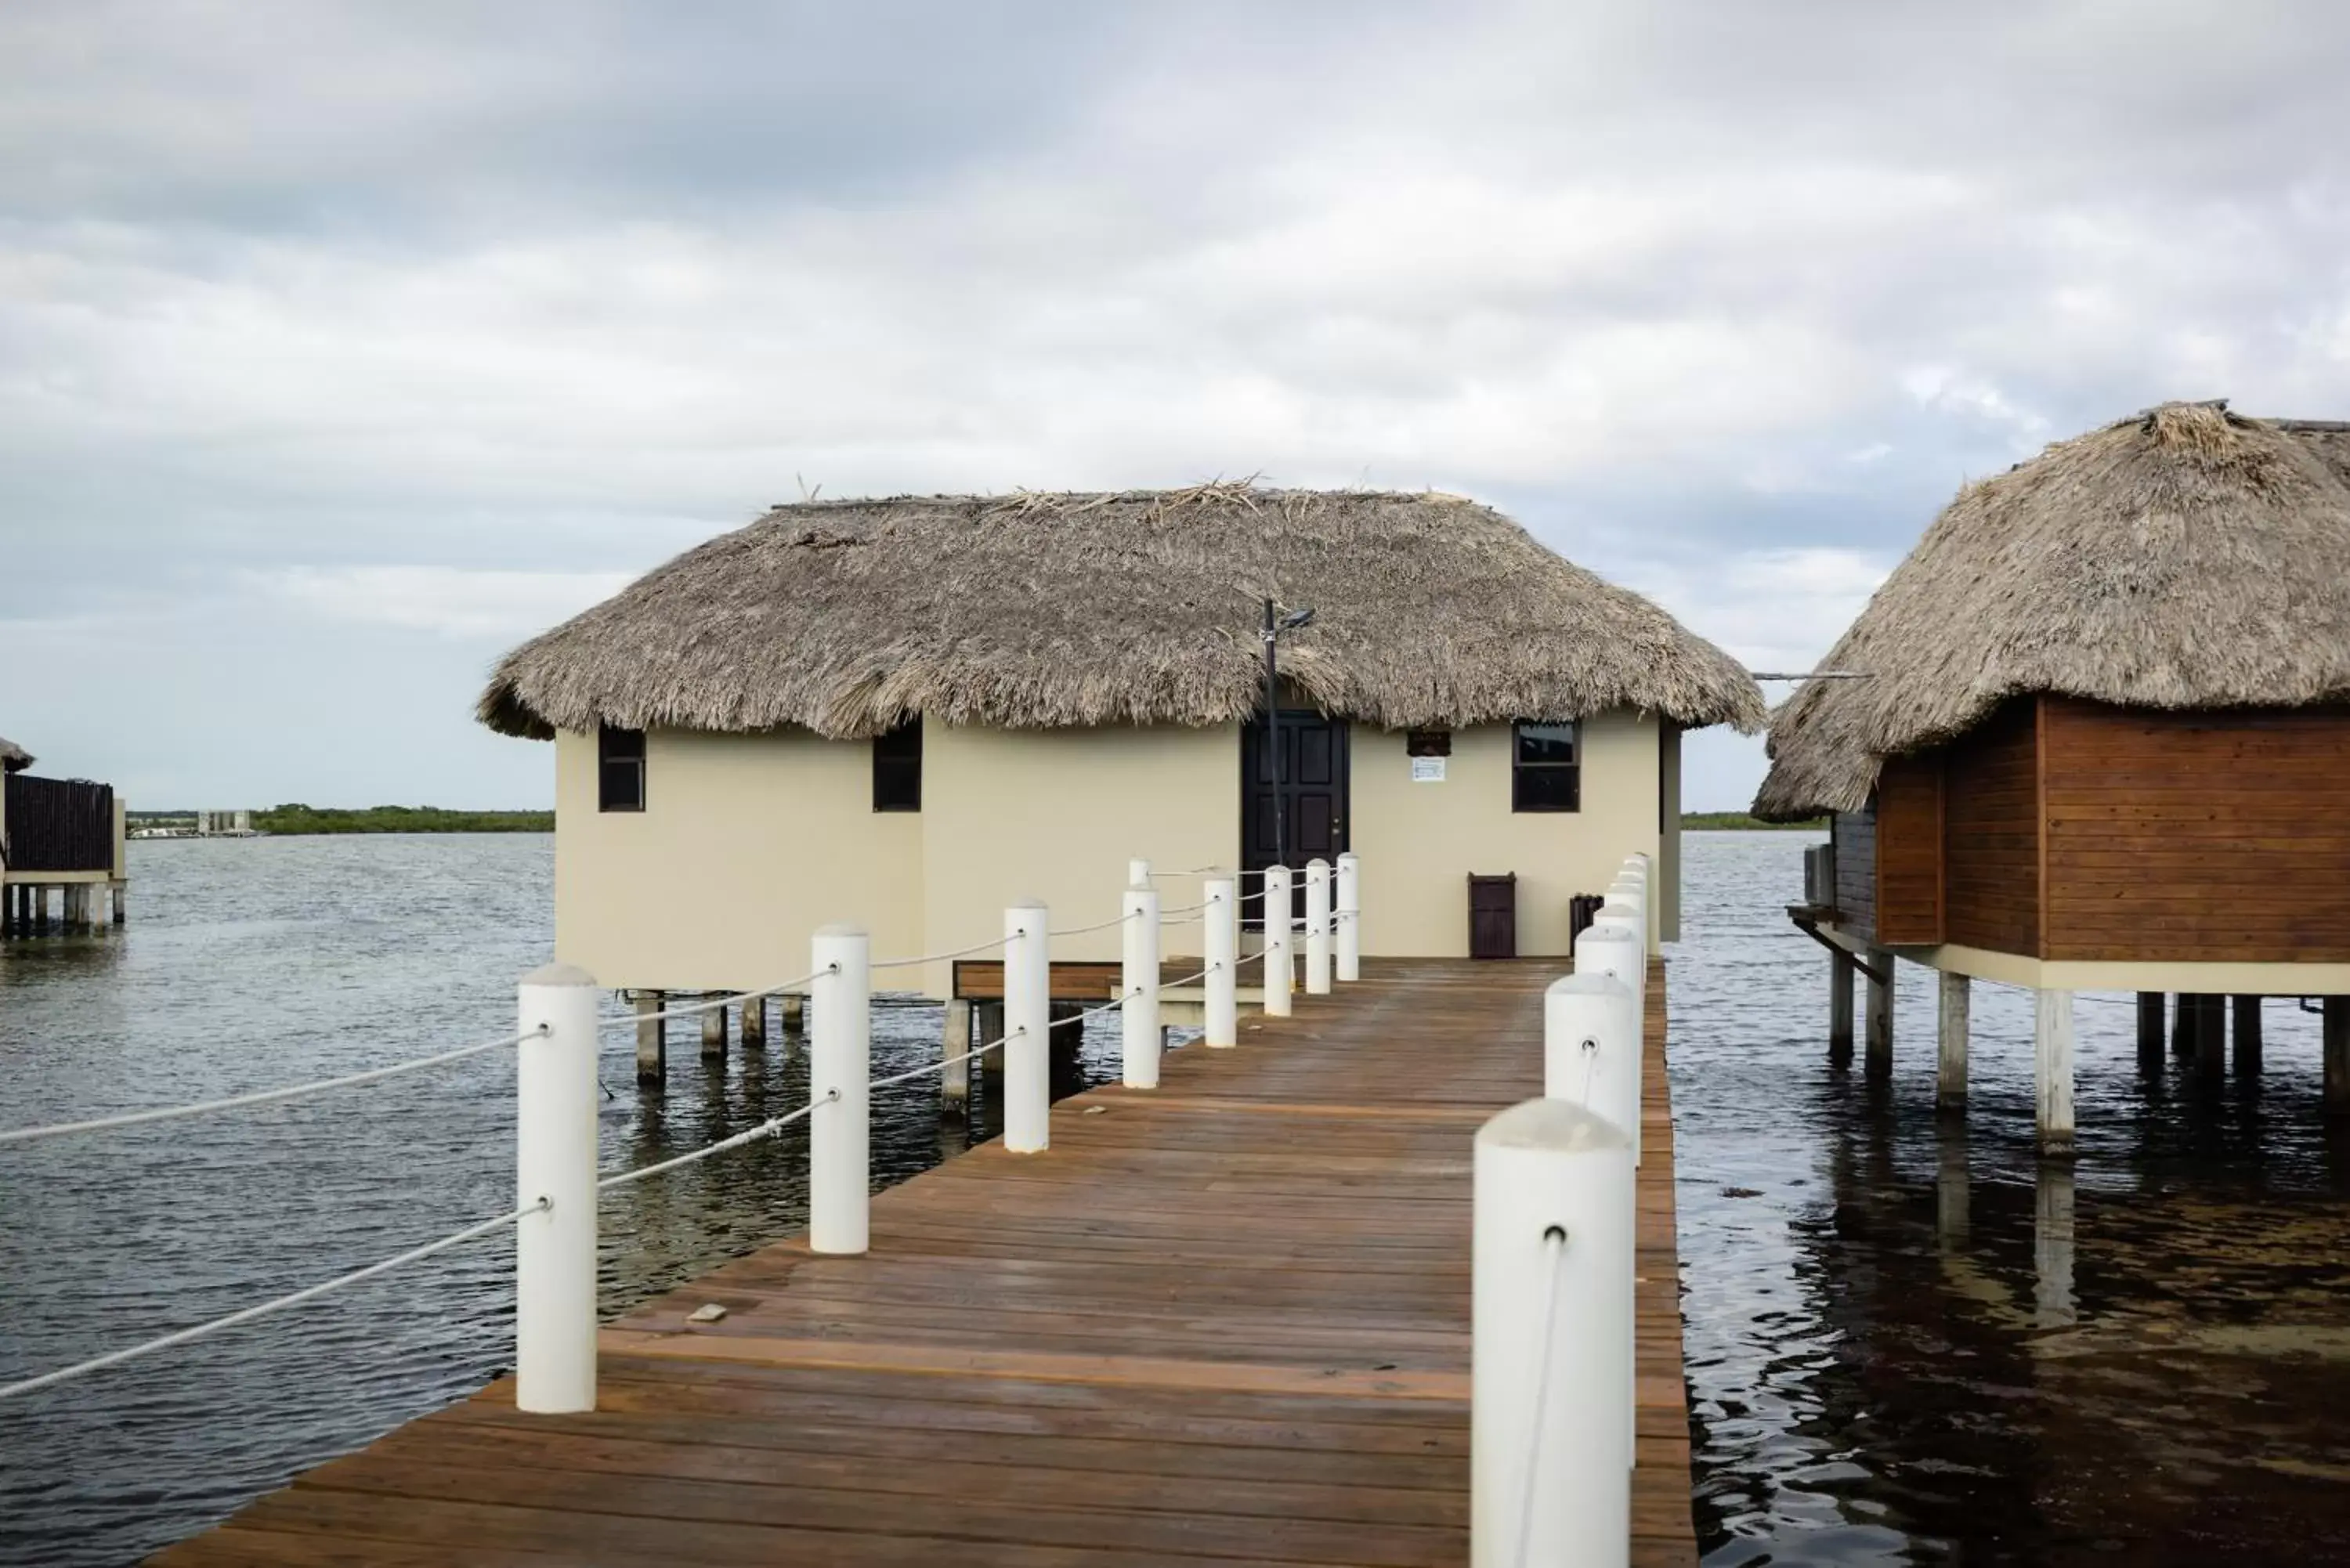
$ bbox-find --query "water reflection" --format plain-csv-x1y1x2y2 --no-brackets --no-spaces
1677,831,2350,1567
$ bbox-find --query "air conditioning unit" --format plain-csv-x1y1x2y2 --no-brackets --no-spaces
1802,842,1837,910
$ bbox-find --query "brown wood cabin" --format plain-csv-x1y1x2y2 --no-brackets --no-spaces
1820,694,2350,965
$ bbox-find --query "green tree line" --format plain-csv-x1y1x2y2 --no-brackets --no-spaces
255,804,553,834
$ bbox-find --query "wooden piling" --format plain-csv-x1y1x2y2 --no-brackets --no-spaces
2171,991,2196,1058
634,992,667,1086
2325,999,2349,1118
741,995,766,1051
974,1000,1007,1078
1828,947,1854,1062
1936,971,1969,1111
2136,992,2166,1069
940,999,973,1107
701,1002,728,1061
779,994,805,1035
1864,950,1894,1075
2034,988,2075,1156
2190,993,2226,1086
2231,995,2261,1075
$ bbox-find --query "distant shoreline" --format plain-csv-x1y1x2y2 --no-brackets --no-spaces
1681,812,1825,831
131,807,553,836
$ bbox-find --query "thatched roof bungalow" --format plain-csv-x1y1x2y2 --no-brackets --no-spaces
1755,402,2350,1147
484,483,1761,997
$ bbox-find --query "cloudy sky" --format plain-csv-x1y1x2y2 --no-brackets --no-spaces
4,2,2345,811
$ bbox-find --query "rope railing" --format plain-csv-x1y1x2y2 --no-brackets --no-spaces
870,931,1013,969
0,1025,549,1147
0,1198,550,1402
1513,1226,1571,1568
597,1092,839,1190
1,851,1375,1420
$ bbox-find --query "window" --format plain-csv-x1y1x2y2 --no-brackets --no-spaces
1512,721,1579,812
872,717,922,811
598,725,645,812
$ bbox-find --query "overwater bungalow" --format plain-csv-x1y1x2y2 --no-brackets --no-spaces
1756,401,2350,1148
481,482,1762,1028
1,732,128,937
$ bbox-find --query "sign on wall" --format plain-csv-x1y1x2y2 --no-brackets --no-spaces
1411,756,1447,783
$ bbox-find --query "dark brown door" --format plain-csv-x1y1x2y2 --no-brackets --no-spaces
1241,711,1349,925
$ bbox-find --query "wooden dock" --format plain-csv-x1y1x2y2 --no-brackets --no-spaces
152,957,1696,1567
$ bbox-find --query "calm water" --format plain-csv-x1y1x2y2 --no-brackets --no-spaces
3,833,2348,1566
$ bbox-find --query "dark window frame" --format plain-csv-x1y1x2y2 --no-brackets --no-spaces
1511,720,1581,813
872,717,923,812
598,724,646,813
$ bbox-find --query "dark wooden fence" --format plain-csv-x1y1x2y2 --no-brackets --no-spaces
5,775,116,873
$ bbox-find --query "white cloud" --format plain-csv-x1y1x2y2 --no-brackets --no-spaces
251,565,636,640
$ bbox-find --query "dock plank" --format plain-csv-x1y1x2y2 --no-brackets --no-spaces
150,957,1697,1566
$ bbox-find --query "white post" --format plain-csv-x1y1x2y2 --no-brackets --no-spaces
1574,923,1646,1165
1608,877,1647,956
809,925,870,1255
1305,858,1332,995
1473,1098,1634,1568
1335,851,1361,982
1128,856,1152,890
1263,864,1294,1017
2035,988,2075,1156
1204,875,1238,1048
1545,973,1638,1134
1004,901,1050,1153
515,963,599,1414
1121,882,1161,1087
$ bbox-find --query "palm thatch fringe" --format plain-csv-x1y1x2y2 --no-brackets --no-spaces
1756,403,2350,818
0,735,32,774
481,485,1763,740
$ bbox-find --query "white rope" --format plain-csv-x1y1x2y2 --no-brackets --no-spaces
0,1198,549,1401
1158,900,1211,920
597,1092,839,1190
1513,1227,1571,1568
1048,908,1143,938
615,968,832,1029
870,932,1014,969
0,1026,547,1147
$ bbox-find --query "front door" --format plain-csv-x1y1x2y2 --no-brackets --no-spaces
1240,710,1349,925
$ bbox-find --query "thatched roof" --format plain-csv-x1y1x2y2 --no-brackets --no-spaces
1756,403,2350,818
0,735,31,774
481,484,1764,740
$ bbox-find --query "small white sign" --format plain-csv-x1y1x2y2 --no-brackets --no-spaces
1411,756,1447,782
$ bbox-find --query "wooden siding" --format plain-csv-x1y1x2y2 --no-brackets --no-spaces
1873,753,1944,945
1940,697,2041,956
1831,808,1876,942
2040,698,2350,963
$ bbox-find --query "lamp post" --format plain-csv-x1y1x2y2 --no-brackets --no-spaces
1261,598,1315,869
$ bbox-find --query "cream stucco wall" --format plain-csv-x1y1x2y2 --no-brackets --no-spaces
551,707,1677,994
918,718,1238,999
554,728,923,992
1348,712,1665,958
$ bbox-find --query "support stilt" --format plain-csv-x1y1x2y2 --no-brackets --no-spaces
1936,971,1969,1111
1828,947,1854,1064
974,1001,1007,1079
635,992,667,1086
780,994,806,1035
2232,995,2261,1076
2136,992,2165,1070
112,881,127,925
2325,999,2350,1118
2034,988,2075,1156
2190,993,2226,1087
2171,992,2196,1059
701,1002,728,1061
1864,950,1894,1075
941,999,973,1108
741,995,766,1051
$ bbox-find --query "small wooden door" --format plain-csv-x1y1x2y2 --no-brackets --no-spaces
1470,874,1518,959
1241,710,1349,925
